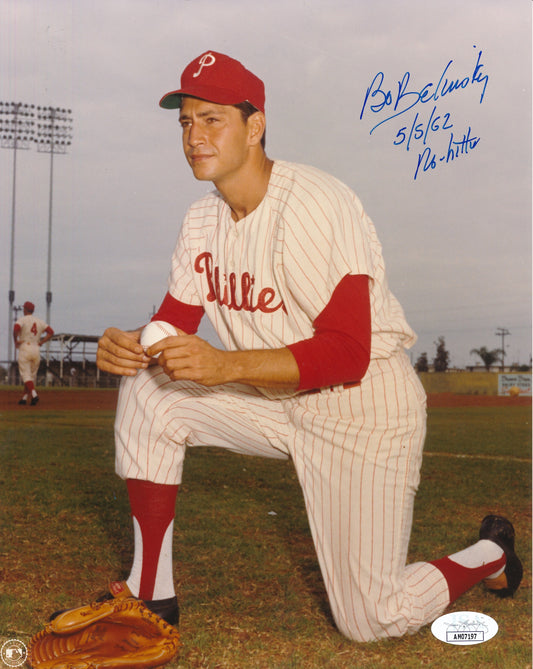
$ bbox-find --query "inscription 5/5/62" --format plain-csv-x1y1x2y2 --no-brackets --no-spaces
393,105,453,152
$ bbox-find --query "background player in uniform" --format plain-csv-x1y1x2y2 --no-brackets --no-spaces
93,52,521,640
13,301,54,406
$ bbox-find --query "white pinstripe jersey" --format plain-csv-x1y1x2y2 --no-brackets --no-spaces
167,160,416,360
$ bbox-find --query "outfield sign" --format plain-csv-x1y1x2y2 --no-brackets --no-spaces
498,374,532,396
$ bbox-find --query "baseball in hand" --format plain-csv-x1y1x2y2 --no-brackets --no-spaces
140,321,180,357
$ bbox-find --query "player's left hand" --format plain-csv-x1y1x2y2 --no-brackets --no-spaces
148,335,231,386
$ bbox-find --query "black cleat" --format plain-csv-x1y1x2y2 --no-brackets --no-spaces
30,395,39,405
49,580,179,626
479,514,523,598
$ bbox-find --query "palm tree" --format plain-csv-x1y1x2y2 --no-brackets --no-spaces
470,346,502,371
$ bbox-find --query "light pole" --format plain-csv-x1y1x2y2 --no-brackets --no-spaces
0,101,35,369
495,327,510,372
35,106,73,360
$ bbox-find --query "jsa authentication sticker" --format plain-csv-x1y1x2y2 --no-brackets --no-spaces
431,611,498,645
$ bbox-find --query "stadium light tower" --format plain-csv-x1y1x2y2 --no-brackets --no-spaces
35,106,73,334
0,101,36,365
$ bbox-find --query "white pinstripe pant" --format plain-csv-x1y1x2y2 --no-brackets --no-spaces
17,342,41,383
115,350,449,641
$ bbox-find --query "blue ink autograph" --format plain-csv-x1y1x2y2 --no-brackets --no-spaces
359,47,488,180
414,127,480,180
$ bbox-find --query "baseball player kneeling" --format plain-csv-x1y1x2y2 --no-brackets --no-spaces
42,51,521,658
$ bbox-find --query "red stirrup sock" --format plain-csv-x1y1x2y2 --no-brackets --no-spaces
430,539,506,603
125,479,179,601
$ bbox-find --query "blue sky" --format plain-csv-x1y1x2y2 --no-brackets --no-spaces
0,0,531,368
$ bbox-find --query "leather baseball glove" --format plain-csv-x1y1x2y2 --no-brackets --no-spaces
28,597,180,668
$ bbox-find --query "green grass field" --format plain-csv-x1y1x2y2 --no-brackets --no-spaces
0,404,530,668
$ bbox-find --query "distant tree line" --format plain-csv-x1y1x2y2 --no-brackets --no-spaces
414,338,531,373
414,336,450,372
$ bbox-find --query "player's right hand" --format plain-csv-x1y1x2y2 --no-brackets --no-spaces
97,327,151,376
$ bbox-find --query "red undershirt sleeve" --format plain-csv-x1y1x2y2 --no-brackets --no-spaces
152,292,205,334
287,274,371,391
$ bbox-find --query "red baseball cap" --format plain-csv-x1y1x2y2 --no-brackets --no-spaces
159,51,265,113
23,301,35,313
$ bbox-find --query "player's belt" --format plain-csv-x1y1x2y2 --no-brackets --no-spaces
342,381,361,390
306,381,361,395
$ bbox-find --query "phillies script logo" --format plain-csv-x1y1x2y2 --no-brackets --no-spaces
194,252,286,314
193,53,216,78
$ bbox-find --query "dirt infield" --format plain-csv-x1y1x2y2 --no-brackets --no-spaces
0,388,120,411
427,392,531,407
0,388,531,411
